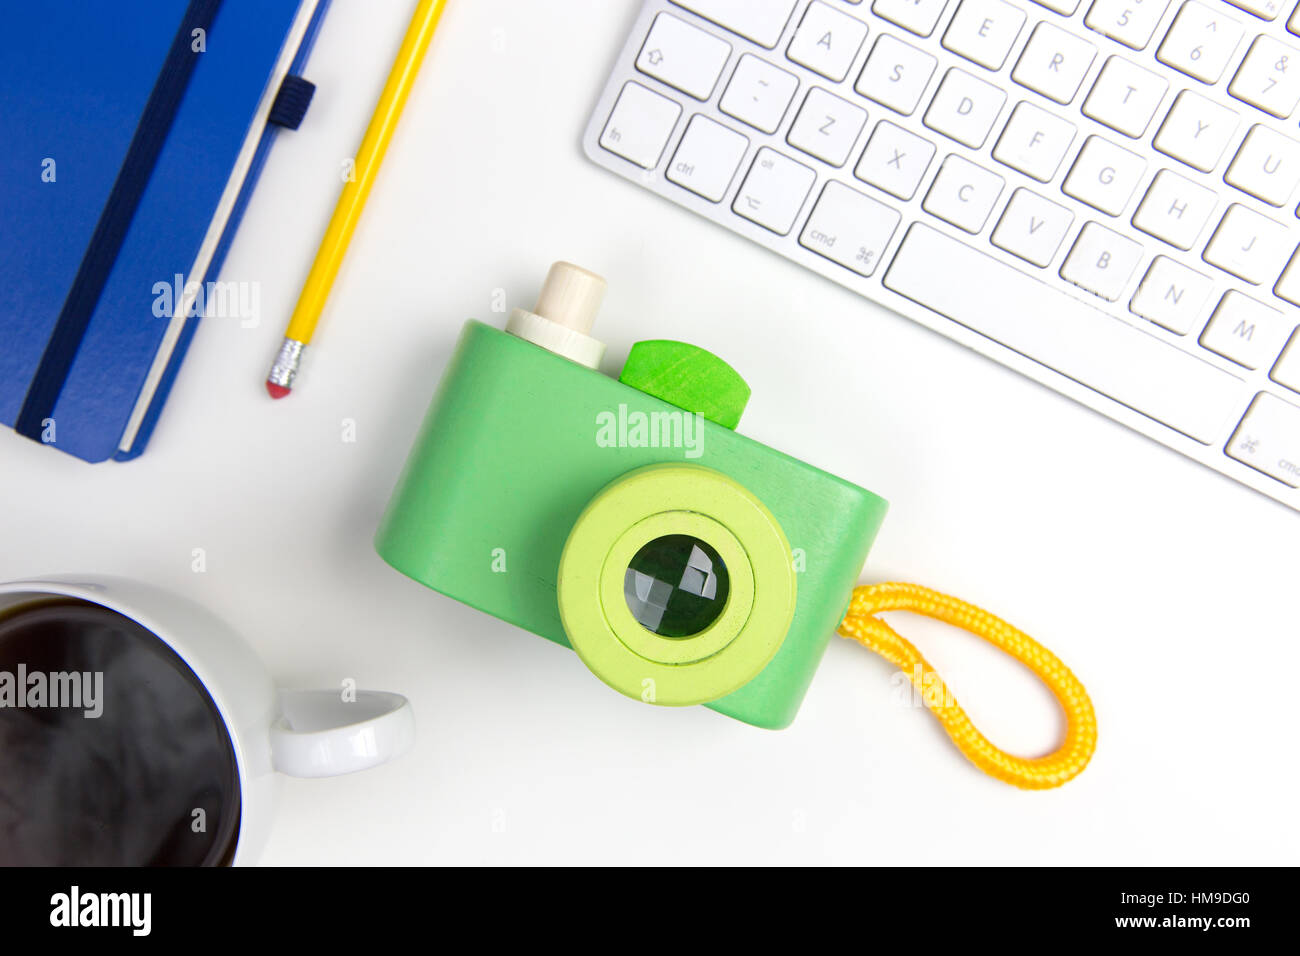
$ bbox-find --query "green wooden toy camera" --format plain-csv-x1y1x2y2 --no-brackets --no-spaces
375,263,888,729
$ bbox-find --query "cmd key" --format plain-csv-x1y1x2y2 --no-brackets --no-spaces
1227,393,1300,486
800,181,901,276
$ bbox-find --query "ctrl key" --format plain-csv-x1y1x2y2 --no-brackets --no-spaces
600,82,682,169
1227,393,1300,488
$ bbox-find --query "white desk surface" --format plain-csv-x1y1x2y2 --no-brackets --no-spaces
3,0,1296,865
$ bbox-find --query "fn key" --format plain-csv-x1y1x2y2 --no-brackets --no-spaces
600,82,681,169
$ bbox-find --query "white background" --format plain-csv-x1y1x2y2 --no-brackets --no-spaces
2,0,1297,865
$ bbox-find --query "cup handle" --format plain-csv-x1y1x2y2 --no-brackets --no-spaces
270,689,414,778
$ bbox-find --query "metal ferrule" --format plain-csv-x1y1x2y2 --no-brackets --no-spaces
267,337,306,388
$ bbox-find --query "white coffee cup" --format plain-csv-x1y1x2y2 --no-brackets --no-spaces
0,574,415,865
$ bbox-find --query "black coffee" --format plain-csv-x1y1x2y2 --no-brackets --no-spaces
0,599,240,865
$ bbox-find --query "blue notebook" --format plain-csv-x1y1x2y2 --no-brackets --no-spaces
0,0,331,462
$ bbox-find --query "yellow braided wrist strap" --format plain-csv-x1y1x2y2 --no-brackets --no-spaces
838,582,1097,790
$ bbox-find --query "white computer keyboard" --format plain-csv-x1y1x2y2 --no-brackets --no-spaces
583,0,1300,511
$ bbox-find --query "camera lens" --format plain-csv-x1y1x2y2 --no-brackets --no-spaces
624,534,730,638
559,465,797,706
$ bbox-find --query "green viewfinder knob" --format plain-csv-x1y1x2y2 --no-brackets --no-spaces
618,340,751,430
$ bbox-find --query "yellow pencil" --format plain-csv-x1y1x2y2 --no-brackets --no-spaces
267,0,448,398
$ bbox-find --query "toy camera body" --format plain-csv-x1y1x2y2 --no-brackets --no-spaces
376,265,887,729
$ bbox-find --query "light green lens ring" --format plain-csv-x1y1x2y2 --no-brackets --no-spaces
599,511,754,665
558,464,797,707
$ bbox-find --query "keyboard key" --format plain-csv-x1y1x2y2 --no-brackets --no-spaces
667,115,750,201
922,154,1005,232
1224,125,1300,206
589,0,1300,507
1061,221,1145,300
1157,2,1244,83
1278,248,1300,306
1084,0,1170,50
1062,136,1147,216
787,1,868,82
1291,4,1300,34
787,87,868,165
1081,57,1168,138
1202,204,1294,284
637,14,731,100
992,101,1077,182
600,82,682,168
799,180,902,275
923,68,1007,147
1228,35,1300,118
1200,291,1289,368
732,146,815,233
872,0,950,37
1033,0,1082,13
991,188,1075,266
1152,91,1239,172
1224,0,1284,19
1131,169,1219,249
670,0,796,48
720,54,799,133
1227,393,1300,486
1273,331,1300,392
1130,256,1215,333
942,0,1027,70
884,224,1245,443
855,121,937,199
1011,22,1097,104
855,34,937,115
